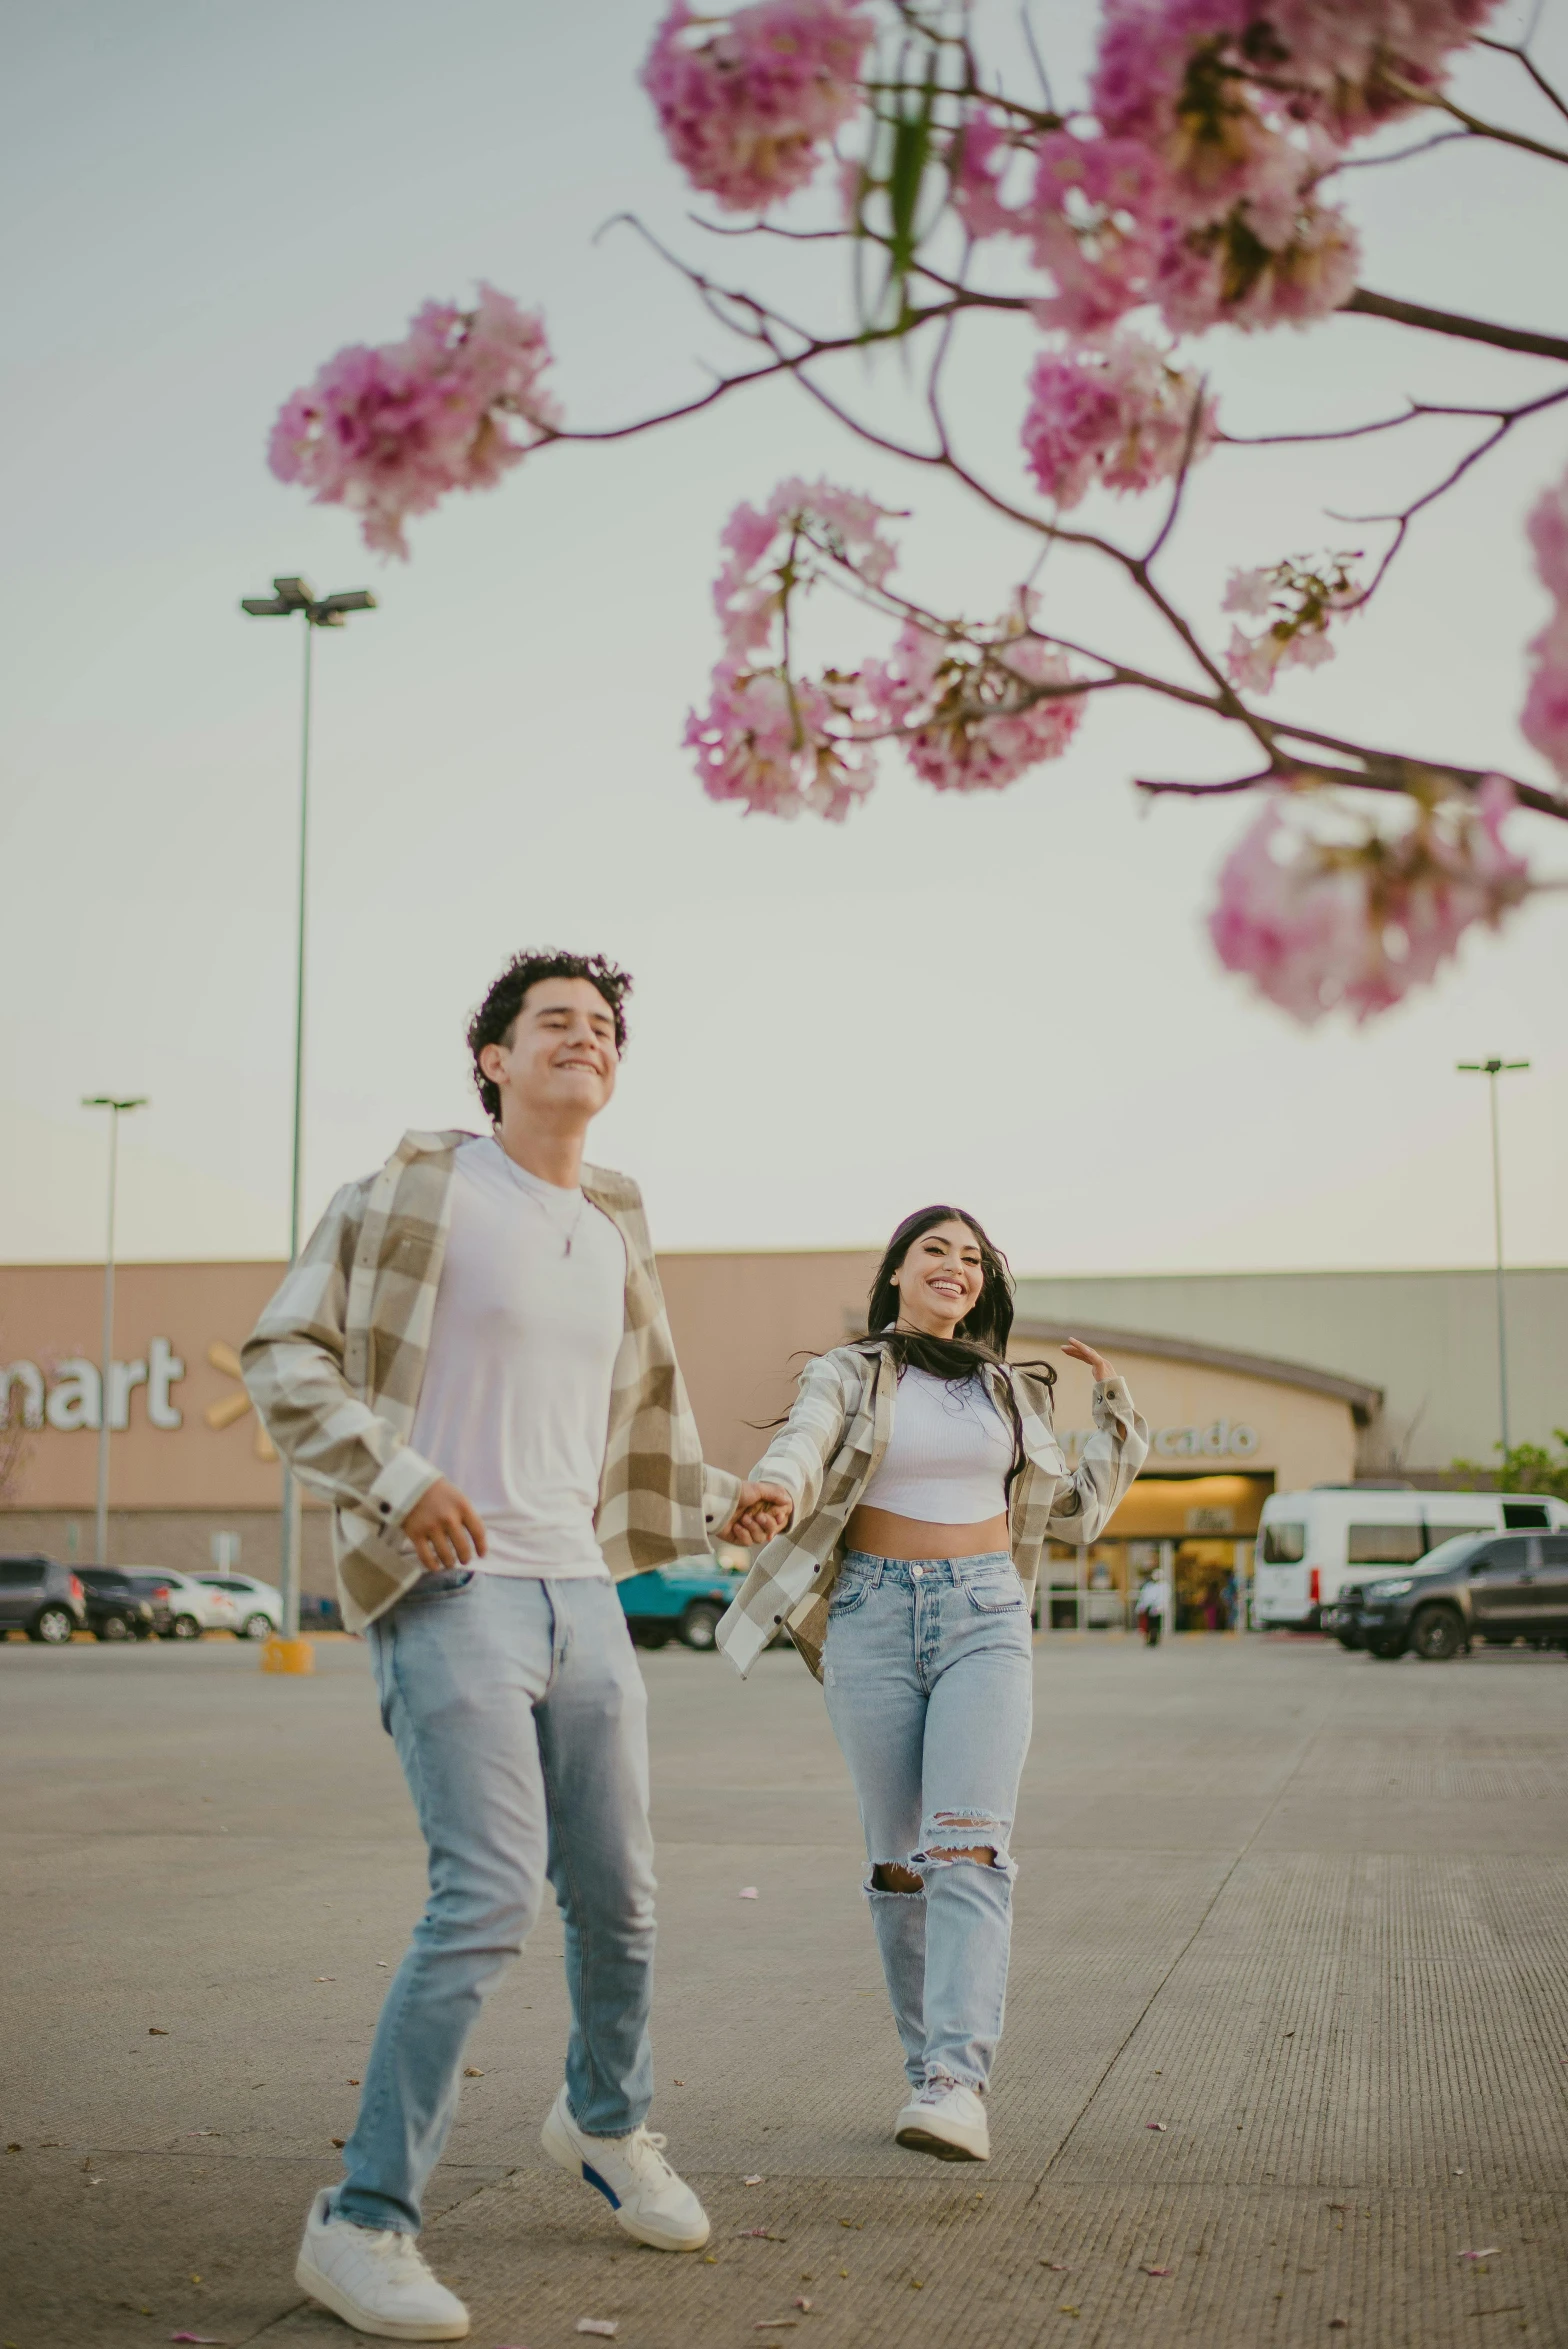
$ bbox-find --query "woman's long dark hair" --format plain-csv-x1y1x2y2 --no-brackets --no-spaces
860,1205,1056,1505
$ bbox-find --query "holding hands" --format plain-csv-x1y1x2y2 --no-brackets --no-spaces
720,1480,794,1547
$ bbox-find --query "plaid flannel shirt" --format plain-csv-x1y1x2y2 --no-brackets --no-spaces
242,1129,742,1633
716,1344,1148,1681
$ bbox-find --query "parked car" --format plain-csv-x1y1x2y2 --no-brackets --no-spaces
75,1566,158,1642
1255,1486,1568,1633
1330,1530,1568,1661
119,1572,177,1638
618,1561,744,1651
193,1572,283,1640
0,1554,86,1644
116,1566,240,1641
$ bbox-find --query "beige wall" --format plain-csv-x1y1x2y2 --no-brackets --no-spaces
1,1262,291,1510
2,1254,1357,1562
1032,1344,1356,1496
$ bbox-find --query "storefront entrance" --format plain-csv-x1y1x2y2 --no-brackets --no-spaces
1039,1472,1276,1632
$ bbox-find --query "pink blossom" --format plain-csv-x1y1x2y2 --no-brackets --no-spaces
1156,193,1360,332
949,110,1021,243
268,284,559,558
641,0,874,215
1208,778,1529,1023
1222,552,1360,691
692,476,897,818
1252,2,1500,142
1021,329,1219,508
686,663,876,820
1521,612,1568,783
1092,3,1498,200
1520,466,1568,780
863,614,1085,791
1527,469,1568,605
1023,133,1176,333
711,476,898,659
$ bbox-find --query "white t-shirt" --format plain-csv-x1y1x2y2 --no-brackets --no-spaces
859,1367,1013,1525
409,1137,627,1579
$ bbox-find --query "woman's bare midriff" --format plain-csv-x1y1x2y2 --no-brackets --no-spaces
843,1504,1012,1561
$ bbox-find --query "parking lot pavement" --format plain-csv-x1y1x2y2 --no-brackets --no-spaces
2,1632,1565,2349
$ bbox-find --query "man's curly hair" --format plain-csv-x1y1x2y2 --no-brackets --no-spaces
466,949,632,1123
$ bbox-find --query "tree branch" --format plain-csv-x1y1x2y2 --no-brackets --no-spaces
1135,758,1567,819
1343,286,1568,364
1476,34,1568,128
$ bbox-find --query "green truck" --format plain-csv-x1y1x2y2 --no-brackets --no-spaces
617,1560,745,1651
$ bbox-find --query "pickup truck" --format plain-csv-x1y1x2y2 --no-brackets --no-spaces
618,1561,745,1651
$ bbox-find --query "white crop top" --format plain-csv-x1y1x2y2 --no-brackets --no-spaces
858,1367,1013,1525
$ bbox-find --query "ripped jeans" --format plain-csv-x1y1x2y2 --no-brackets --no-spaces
822,1551,1034,2095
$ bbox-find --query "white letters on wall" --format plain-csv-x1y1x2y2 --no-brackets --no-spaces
45,1359,102,1431
0,1362,45,1430
1063,1420,1261,1460
1,1342,185,1432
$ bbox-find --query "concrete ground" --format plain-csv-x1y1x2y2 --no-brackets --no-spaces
1,1627,1565,2349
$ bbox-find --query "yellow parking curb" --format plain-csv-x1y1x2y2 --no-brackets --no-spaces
260,1635,316,1675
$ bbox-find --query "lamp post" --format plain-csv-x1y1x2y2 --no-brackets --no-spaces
241,576,376,1648
1457,1057,1530,1457
82,1095,147,1565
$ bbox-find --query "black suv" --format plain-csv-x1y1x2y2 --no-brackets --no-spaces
75,1567,158,1643
0,1555,87,1644
1339,1530,1568,1661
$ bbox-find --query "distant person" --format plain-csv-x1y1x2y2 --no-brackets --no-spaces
716,1208,1148,2163
244,949,781,2344
1137,1570,1168,1647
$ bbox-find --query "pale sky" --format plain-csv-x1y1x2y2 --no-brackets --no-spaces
3,1,1565,1278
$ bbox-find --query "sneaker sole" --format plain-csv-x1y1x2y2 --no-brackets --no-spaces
894,2123,989,2163
541,2105,710,2253
295,2252,470,2341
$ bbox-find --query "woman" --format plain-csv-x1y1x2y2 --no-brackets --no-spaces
719,1207,1148,2163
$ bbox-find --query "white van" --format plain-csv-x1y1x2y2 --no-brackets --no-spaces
1254,1486,1568,1631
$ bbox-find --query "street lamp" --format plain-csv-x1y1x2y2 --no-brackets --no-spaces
1457,1057,1531,1456
82,1095,148,1565
242,575,377,1647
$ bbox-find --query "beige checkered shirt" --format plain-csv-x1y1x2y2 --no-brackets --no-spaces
716,1345,1148,1681
242,1129,742,1633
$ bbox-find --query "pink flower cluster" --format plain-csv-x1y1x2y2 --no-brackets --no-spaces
1208,777,1530,1023
1021,328,1219,507
641,0,874,215
686,667,878,821
268,285,559,559
1521,466,1568,784
958,6,1496,337
863,618,1085,792
1222,553,1360,693
691,482,1087,814
691,476,896,820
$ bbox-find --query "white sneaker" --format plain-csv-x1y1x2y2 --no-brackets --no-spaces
895,2079,991,2162
541,2083,710,2251
295,2189,470,2340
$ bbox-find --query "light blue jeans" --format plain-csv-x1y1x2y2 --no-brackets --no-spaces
334,1571,656,2235
822,1551,1034,2095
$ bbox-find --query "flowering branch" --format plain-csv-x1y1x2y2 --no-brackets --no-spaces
269,0,1568,1028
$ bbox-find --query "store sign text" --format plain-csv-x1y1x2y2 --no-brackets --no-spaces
1064,1420,1260,1460
0,1340,185,1432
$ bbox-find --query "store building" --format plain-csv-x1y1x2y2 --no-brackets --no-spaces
1,1254,1557,1630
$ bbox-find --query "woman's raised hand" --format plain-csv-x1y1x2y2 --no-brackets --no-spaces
1061,1336,1113,1383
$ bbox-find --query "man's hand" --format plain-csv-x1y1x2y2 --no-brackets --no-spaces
719,1481,794,1547
404,1478,488,1572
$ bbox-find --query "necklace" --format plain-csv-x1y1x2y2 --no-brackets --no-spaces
492,1140,588,1257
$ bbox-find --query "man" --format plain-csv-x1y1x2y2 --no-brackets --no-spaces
1137,1566,1169,1648
243,949,783,2342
